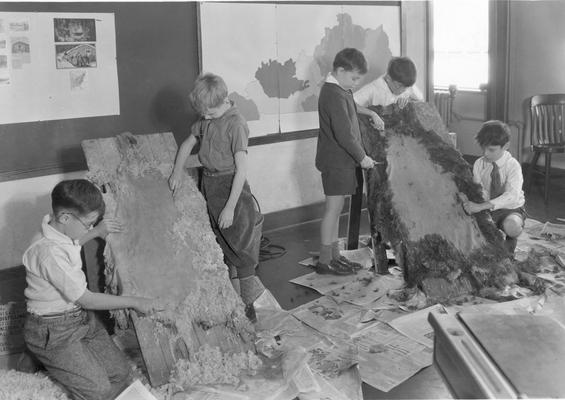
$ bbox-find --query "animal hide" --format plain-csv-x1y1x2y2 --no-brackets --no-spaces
82,132,254,386
358,103,530,302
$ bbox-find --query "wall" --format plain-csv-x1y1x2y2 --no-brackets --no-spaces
0,171,86,268
449,1,565,169
507,0,565,169
0,2,429,270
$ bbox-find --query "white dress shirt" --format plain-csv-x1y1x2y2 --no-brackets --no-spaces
23,214,87,315
353,75,424,107
473,151,525,210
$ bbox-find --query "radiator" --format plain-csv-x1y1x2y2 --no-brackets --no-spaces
433,85,457,127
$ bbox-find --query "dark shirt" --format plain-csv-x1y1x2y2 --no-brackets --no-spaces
315,82,366,171
191,105,248,173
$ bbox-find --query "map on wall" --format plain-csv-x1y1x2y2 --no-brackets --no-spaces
0,12,118,125
200,3,401,137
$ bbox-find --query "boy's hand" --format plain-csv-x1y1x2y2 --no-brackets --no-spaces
168,169,183,193
369,112,385,131
134,297,166,315
396,95,411,109
462,201,483,215
360,155,376,169
94,218,123,239
218,206,235,229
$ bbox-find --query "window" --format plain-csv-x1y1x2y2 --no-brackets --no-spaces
433,0,489,90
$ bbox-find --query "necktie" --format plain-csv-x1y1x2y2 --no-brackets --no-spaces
490,162,504,199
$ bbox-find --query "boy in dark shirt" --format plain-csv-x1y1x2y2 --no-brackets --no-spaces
315,48,376,275
169,73,264,321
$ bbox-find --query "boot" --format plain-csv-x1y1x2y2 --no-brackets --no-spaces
239,275,266,323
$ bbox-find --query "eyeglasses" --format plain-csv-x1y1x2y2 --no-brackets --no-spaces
62,212,95,231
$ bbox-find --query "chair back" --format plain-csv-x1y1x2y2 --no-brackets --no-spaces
529,94,565,147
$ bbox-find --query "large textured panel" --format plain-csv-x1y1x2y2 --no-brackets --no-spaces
82,132,253,386
359,103,518,301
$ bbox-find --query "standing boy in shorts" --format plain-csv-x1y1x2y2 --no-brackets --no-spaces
315,48,376,275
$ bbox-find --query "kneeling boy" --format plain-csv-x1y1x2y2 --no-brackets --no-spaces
462,120,526,255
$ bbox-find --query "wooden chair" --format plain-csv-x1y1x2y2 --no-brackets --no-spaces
525,94,565,203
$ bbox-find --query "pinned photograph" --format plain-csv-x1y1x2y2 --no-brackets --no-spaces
70,70,88,90
0,39,6,49
11,36,30,68
55,43,96,69
54,18,96,42
0,55,10,85
9,20,29,32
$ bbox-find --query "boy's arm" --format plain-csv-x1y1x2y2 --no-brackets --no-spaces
356,105,385,131
76,290,162,315
169,134,198,192
75,218,123,246
461,160,494,214
219,150,247,229
41,250,161,314
326,96,366,163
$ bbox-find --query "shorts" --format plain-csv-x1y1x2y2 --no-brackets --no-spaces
491,207,527,229
321,168,358,196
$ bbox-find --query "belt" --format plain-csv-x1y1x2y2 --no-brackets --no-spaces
31,307,84,319
202,169,235,177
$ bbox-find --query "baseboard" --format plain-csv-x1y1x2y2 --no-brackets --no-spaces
262,196,368,233
521,162,565,176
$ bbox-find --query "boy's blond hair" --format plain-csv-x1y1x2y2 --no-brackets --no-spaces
189,73,228,115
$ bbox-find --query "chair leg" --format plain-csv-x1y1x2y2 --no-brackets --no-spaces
526,151,540,193
544,152,552,204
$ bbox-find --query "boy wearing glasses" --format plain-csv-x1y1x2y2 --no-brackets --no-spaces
22,179,161,400
354,56,424,129
169,73,265,322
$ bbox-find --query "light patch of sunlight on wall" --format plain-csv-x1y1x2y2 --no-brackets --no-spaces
433,0,489,90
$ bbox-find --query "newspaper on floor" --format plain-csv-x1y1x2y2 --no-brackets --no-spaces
299,247,375,269
326,272,405,306
116,380,158,400
351,321,433,392
290,296,375,340
300,342,363,400
290,271,363,296
388,304,446,349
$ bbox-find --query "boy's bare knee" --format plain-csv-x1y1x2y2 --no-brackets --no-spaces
503,213,524,238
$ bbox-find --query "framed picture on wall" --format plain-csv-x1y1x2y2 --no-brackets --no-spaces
198,1,402,140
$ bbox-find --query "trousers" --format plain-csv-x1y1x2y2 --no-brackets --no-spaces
201,174,263,278
24,310,130,400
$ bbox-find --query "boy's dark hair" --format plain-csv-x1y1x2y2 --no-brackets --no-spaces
51,179,105,216
475,120,511,147
387,57,417,87
333,48,367,74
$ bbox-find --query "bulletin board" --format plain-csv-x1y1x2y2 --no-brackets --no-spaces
0,12,119,124
0,2,199,182
199,1,402,139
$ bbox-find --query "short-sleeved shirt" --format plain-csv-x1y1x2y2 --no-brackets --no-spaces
353,75,424,108
22,215,87,315
191,105,249,173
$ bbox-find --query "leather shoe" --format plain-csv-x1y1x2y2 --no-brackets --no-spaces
314,260,356,275
335,255,364,271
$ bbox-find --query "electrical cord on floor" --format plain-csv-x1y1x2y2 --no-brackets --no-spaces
259,235,287,262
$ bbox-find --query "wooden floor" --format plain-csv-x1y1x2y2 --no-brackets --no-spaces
1,173,563,397
256,176,565,399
